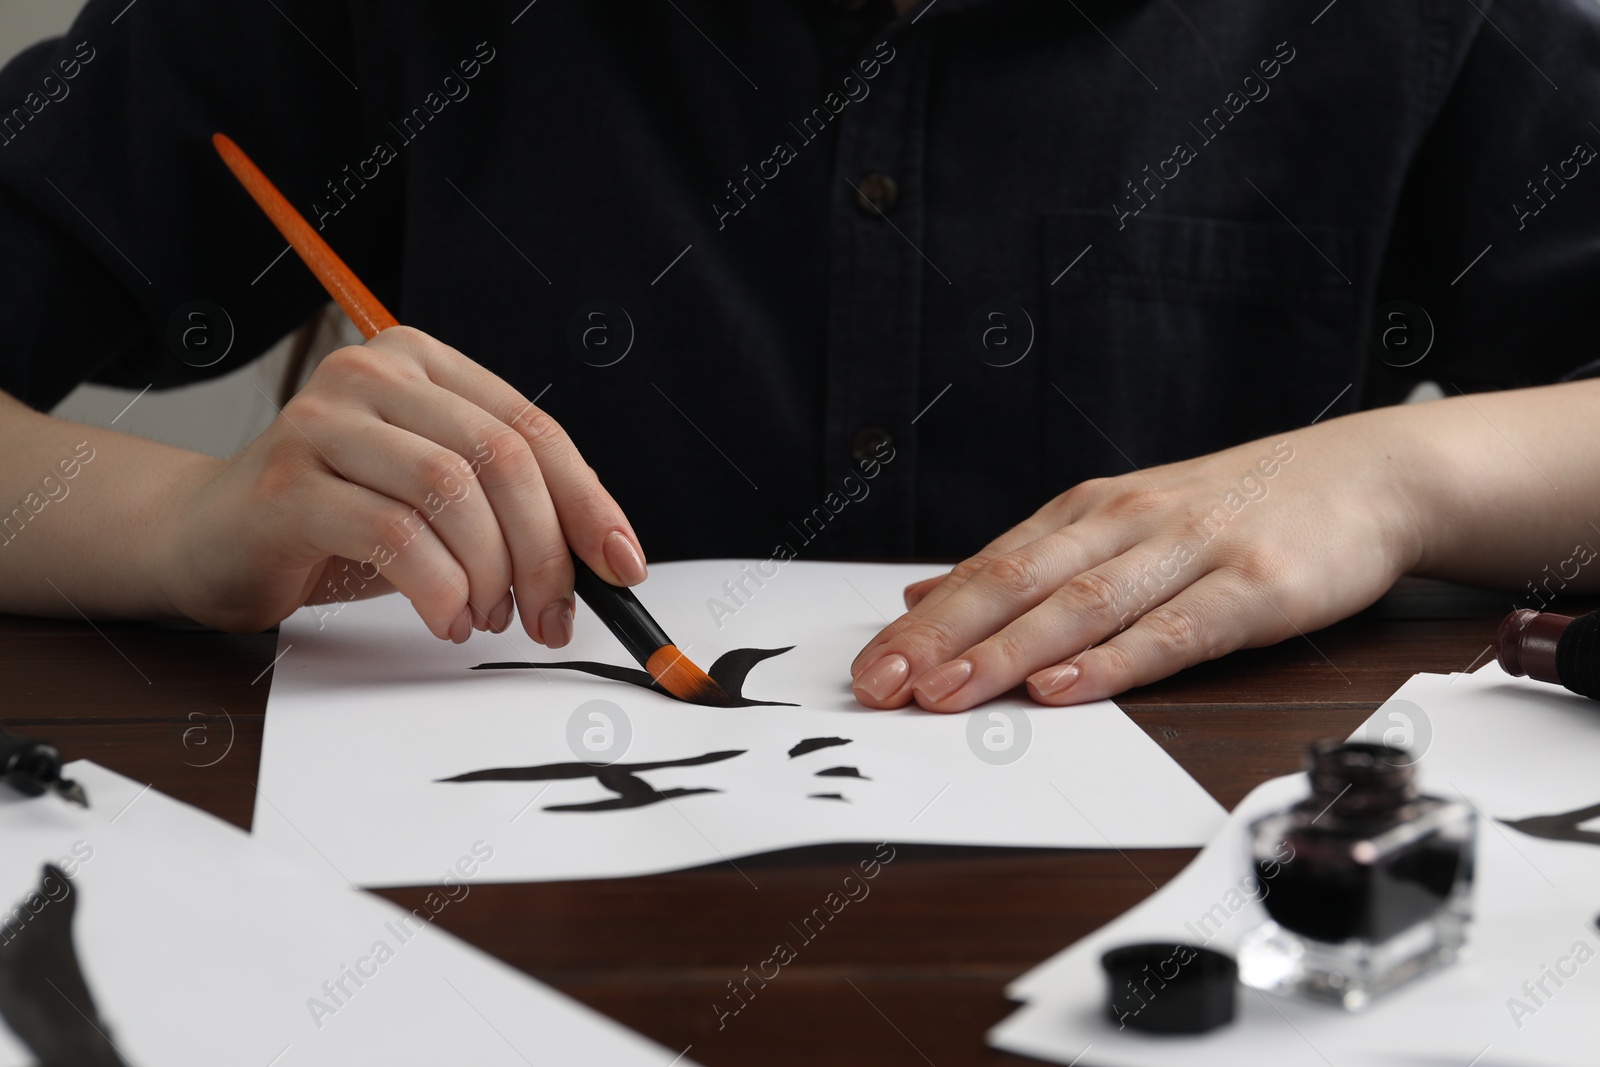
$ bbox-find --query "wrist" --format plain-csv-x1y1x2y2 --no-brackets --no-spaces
147,451,228,622
1298,404,1433,581
1352,402,1448,580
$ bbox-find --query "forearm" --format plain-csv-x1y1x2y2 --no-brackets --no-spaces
1396,377,1600,592
0,390,216,618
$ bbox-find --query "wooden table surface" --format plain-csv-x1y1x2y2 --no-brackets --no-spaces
3,577,1574,1066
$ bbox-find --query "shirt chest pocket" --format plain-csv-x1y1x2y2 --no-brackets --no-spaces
1041,210,1361,472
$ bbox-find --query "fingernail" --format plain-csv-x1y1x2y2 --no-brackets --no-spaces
603,530,648,586
488,593,514,634
913,659,974,704
540,598,574,648
449,607,472,644
1028,664,1081,698
853,654,909,703
851,635,892,677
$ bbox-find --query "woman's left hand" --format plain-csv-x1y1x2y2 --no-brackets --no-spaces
849,410,1428,711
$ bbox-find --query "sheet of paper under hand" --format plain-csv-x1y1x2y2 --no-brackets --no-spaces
0,762,697,1067
990,668,1600,1066
254,560,1226,886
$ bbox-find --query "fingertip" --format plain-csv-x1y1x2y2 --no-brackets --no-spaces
520,609,543,645
910,688,973,713
851,687,912,710
910,658,976,711
850,632,895,677
1026,680,1066,705
1030,687,1101,707
851,653,912,708
448,607,472,644
1026,664,1100,705
488,592,515,634
539,597,574,648
601,529,648,586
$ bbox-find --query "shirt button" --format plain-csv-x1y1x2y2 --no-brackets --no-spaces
851,426,894,464
853,173,899,216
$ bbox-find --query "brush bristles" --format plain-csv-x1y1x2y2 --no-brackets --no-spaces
646,645,727,704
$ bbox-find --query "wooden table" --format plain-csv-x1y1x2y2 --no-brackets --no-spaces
3,577,1572,1065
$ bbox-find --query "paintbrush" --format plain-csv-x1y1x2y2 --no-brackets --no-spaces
211,132,726,705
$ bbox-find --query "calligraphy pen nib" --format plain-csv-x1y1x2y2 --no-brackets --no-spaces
55,778,89,809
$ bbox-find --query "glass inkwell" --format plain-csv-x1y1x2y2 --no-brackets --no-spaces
1238,739,1476,1009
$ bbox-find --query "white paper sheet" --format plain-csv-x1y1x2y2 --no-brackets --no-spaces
991,668,1600,1066
0,762,695,1067
254,560,1226,886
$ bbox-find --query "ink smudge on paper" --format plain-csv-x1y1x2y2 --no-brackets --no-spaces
0,864,130,1067
1501,801,1600,847
788,737,852,759
438,750,746,813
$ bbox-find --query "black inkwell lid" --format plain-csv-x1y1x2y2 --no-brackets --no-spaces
1101,942,1237,1034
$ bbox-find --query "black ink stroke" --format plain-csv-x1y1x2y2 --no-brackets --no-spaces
809,793,849,802
815,766,870,780
0,864,130,1067
788,737,852,759
473,646,797,707
438,750,746,812
1501,802,1600,847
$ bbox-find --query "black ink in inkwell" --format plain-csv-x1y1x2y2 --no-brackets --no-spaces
1238,739,1477,1009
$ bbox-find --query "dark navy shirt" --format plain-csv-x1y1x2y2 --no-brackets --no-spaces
2,0,1598,561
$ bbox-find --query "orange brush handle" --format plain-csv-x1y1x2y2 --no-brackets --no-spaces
212,132,397,341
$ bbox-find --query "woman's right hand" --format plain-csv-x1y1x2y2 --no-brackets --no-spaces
164,325,645,645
